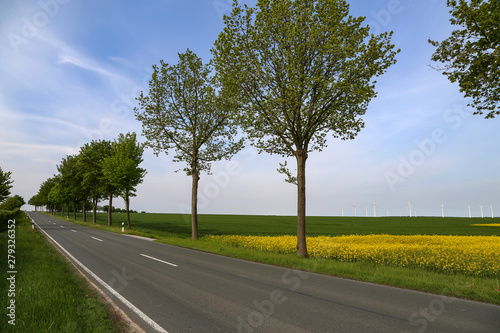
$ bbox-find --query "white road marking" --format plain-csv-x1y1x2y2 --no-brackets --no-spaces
71,230,77,233
31,217,168,333
60,226,64,228
91,237,103,242
140,254,178,267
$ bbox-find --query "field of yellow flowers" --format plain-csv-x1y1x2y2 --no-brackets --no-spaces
206,234,500,277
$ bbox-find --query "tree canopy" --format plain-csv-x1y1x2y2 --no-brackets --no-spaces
135,49,243,240
429,0,500,118
0,166,13,203
212,0,399,257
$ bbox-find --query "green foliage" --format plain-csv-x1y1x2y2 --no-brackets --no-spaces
0,166,13,203
135,49,243,175
212,0,399,157
101,132,146,201
101,132,146,228
212,0,399,256
429,0,500,118
0,195,25,211
135,49,244,239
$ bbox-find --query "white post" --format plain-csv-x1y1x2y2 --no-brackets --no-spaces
122,222,124,233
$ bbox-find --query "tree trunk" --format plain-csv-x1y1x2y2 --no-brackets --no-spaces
108,194,112,226
83,201,87,222
191,165,199,241
296,150,308,258
92,198,97,224
73,202,76,220
126,195,131,230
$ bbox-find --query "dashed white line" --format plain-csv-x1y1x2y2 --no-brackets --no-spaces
71,230,77,233
140,254,178,267
91,237,103,242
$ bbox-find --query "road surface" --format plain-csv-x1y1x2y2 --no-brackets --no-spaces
27,212,500,333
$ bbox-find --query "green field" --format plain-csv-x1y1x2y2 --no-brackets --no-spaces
62,212,500,237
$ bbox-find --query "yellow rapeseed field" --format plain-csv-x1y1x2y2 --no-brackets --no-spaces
206,235,500,277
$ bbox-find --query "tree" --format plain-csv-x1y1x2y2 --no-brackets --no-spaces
135,49,243,240
0,195,25,211
212,0,399,257
429,0,500,119
58,154,84,220
0,166,13,203
38,177,58,214
101,132,147,230
78,140,114,224
48,178,66,217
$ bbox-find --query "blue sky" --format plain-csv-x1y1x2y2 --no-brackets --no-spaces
1,0,498,217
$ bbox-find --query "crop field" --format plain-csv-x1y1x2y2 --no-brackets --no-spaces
207,234,500,277
68,212,500,238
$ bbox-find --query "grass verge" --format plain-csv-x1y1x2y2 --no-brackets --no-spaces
50,212,500,305
0,212,123,332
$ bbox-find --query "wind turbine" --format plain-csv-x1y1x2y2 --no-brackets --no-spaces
341,205,344,217
441,203,444,218
353,204,357,217
371,201,377,217
480,205,484,218
365,206,369,217
387,208,389,217
491,204,494,218
467,204,471,218
408,202,412,218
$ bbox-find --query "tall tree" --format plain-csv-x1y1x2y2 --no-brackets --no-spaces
429,0,500,119
101,132,147,229
38,176,58,214
0,166,13,203
78,140,113,224
212,0,399,257
135,49,243,240
58,154,83,220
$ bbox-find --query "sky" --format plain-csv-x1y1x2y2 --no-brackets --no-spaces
0,0,498,218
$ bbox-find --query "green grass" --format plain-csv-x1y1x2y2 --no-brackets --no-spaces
0,212,121,332
48,212,500,305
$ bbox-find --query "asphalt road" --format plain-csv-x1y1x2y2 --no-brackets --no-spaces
27,212,500,333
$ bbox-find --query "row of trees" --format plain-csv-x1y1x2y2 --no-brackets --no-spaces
135,0,497,257
29,132,146,229
134,0,399,257
0,166,24,230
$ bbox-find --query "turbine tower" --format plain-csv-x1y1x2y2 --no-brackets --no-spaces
441,203,444,218
341,205,344,217
353,204,357,217
372,201,377,217
365,206,368,217
408,202,412,218
480,205,484,218
467,204,471,218
491,204,494,218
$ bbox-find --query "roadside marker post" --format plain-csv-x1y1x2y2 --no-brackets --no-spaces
122,222,124,233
